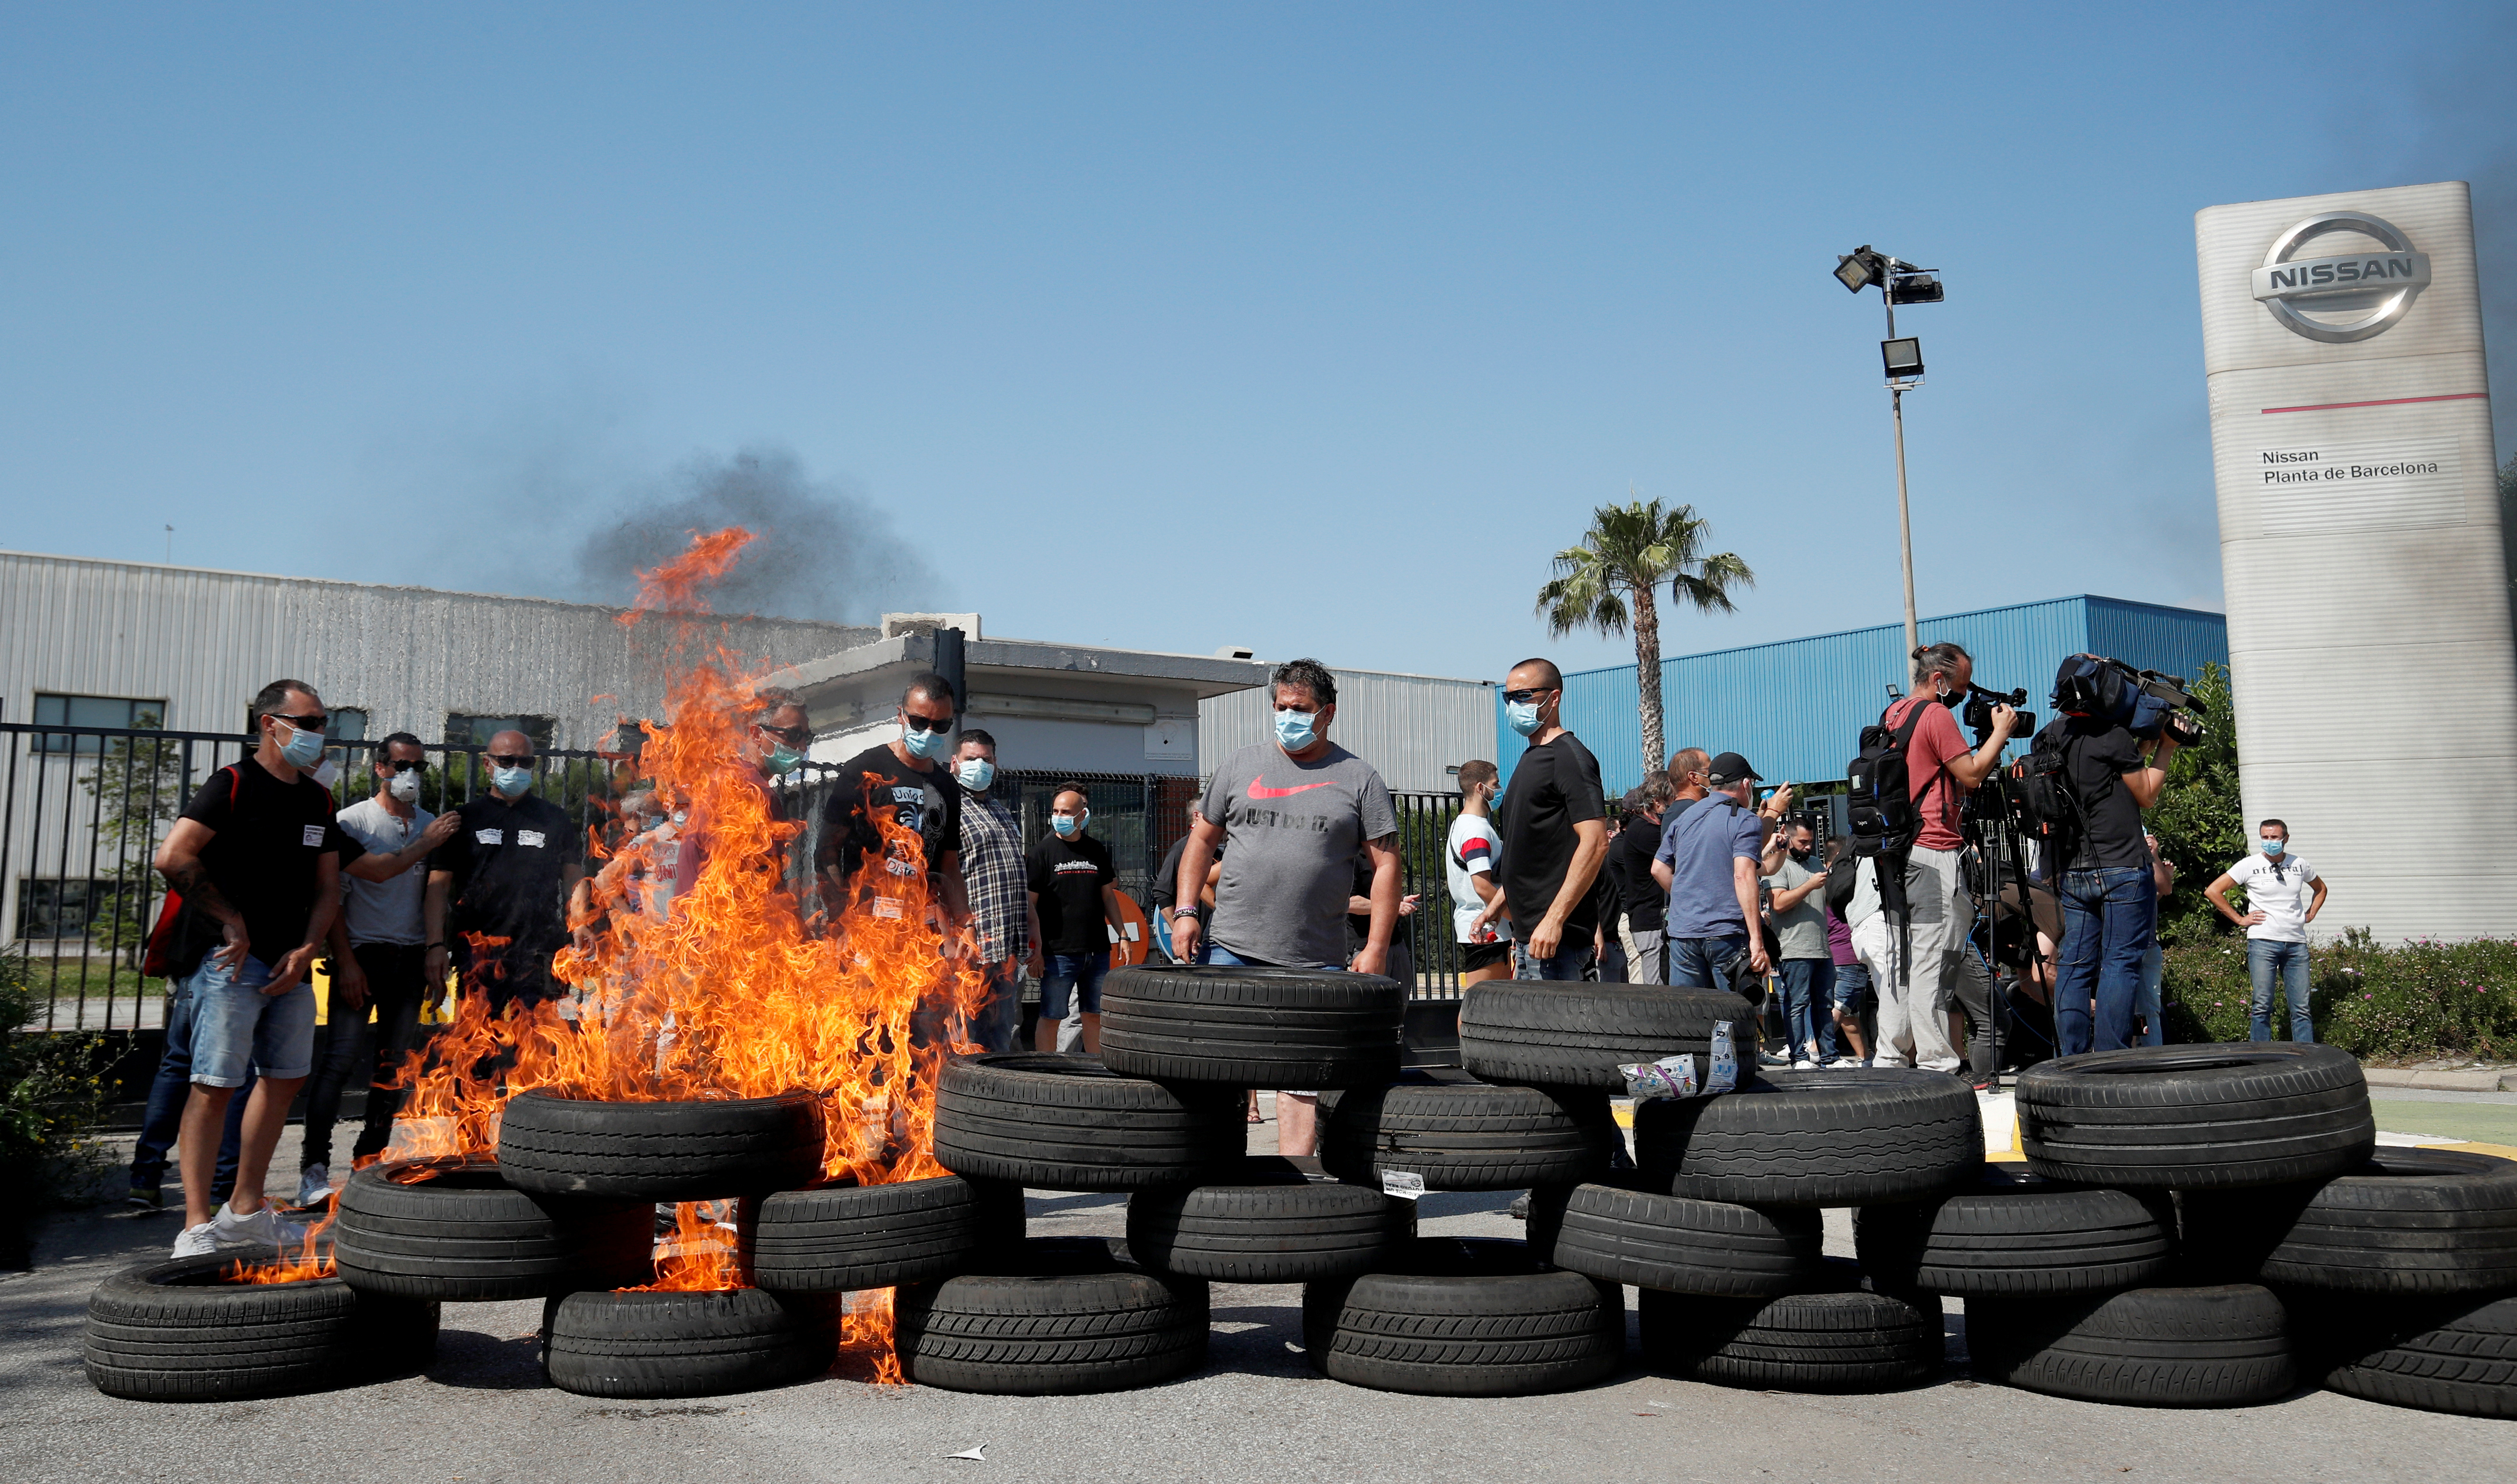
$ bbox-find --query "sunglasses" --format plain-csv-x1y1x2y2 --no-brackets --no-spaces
269,711,329,731
757,722,812,747
900,712,954,735
487,752,536,768
377,758,431,776
1500,688,1554,705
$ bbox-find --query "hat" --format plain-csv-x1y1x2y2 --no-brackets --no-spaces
1705,751,1762,786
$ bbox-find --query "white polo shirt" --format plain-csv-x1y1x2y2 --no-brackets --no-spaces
2226,851,2318,944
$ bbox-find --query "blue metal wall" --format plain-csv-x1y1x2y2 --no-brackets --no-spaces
1498,595,2229,796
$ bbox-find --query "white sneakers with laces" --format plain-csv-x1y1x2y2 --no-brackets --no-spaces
172,1222,220,1259
208,1200,308,1249
296,1165,333,1208
1824,1056,1866,1070
1790,1058,1819,1072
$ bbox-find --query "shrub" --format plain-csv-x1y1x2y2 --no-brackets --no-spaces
0,948,117,1267
2159,929,2517,1058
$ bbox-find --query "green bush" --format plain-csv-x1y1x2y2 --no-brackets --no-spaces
0,948,117,1266
2160,929,2517,1058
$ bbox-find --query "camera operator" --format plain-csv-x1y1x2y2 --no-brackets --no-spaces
2049,681,2181,1055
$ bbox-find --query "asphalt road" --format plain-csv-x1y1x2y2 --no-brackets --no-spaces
6,1109,2514,1484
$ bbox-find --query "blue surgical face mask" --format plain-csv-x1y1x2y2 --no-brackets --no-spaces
1505,700,1543,737
279,723,326,769
2262,838,2286,856
1052,812,1084,839
492,765,533,798
901,717,950,760
763,745,803,775
956,758,995,792
1275,708,1317,751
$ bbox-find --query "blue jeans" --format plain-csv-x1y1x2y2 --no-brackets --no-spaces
2054,868,2156,1056
1778,958,1838,1064
1513,939,1596,981
1668,933,1749,995
1202,945,1343,972
2248,939,2313,1043
187,953,319,1086
2135,942,2164,1047
129,974,251,1196
1039,950,1110,1021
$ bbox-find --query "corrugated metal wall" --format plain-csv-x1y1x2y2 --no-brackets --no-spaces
1503,595,2230,797
0,550,874,747
1200,667,1494,793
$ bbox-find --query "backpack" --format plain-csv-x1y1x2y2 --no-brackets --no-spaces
1845,701,1930,858
2013,719,2087,880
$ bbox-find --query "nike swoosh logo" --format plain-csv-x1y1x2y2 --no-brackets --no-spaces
1247,778,1335,799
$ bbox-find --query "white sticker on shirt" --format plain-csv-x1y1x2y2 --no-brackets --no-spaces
517,829,546,848
302,824,327,847
475,828,503,846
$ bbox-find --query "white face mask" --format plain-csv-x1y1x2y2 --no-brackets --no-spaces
387,770,421,802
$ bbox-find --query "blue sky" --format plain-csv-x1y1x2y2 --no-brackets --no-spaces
1,4,2509,684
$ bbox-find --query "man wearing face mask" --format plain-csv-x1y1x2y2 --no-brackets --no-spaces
1490,658,1608,981
817,672,969,929
1027,784,1124,1054
951,728,1038,1052
295,732,461,1200
1450,760,1512,987
667,690,813,909
2206,820,2327,1044
424,730,585,1017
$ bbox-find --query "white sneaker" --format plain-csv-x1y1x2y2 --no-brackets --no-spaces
295,1165,332,1208
1825,1056,1865,1070
1791,1059,1819,1072
210,1201,307,1249
173,1222,220,1259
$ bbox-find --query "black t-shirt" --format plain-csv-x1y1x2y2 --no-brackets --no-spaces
431,794,582,953
2061,718,2148,871
1616,813,1666,932
1153,835,1221,919
172,758,363,975
817,744,961,892
1027,833,1115,956
1495,732,1608,939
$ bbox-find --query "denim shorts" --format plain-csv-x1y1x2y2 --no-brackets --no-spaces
186,952,318,1087
1039,950,1111,1021
1832,959,1874,1015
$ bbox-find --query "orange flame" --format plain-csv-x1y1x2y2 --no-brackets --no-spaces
222,1192,340,1284
377,526,989,1376
626,1202,748,1293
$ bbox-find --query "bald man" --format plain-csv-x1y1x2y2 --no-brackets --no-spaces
424,729,585,1016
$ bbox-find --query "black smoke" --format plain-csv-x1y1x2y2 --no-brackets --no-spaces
572,446,941,623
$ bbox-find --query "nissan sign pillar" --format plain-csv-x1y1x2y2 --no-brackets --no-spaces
2197,181,2512,942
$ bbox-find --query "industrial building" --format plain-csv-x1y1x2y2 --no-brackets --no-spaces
1511,594,2232,799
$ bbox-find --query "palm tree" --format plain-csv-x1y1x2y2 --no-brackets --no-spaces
1535,496,1754,776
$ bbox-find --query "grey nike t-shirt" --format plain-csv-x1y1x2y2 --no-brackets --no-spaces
1200,741,1398,970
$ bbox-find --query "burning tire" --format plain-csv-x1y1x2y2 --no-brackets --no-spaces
2181,1148,2517,1295
84,1252,439,1402
1965,1283,2294,1407
1854,1167,2177,1297
334,1159,654,1301
1633,1069,1981,1206
751,1174,1027,1292
1301,1236,1624,1397
1527,1179,1822,1298
495,1089,826,1201
1098,965,1405,1089
2013,1044,2374,1191
1126,1157,1413,1282
933,1053,1243,1191
1317,1078,1616,1191
895,1236,1209,1394
1459,983,1749,1092
544,1287,840,1398
1639,1258,1940,1393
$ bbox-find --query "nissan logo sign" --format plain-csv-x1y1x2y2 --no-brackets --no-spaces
2249,210,2432,344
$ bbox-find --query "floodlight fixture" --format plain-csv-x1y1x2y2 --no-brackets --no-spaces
1888,271,1945,305
1835,245,1889,293
1882,337,1924,379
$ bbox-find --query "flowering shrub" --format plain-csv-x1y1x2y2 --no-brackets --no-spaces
2160,929,2517,1057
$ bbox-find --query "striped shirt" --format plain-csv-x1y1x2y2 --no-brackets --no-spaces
957,791,1028,964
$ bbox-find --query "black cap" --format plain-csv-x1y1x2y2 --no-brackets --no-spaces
1705,751,1762,786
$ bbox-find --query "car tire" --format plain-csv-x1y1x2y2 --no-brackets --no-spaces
1966,1283,2294,1407
1854,1167,2176,1297
1459,983,1748,1092
1638,1258,1940,1393
751,1174,1026,1292
85,1252,439,1402
1317,1078,1615,1192
1302,1236,1624,1397
1528,1179,1822,1298
544,1287,839,1398
496,1090,827,1201
933,1053,1245,1191
1097,965,1406,1089
2013,1044,2373,1190
895,1236,1209,1394
1127,1157,1414,1282
2316,1292,2517,1418
1633,1069,1981,1206
333,1158,654,1301
2182,1148,2517,1295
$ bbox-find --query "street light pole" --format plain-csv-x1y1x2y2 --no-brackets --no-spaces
1884,295,1918,657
